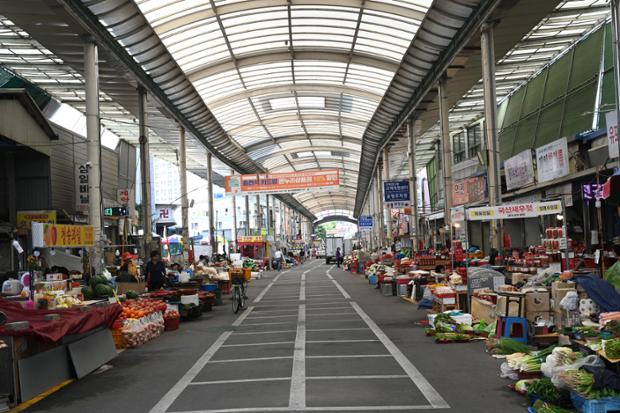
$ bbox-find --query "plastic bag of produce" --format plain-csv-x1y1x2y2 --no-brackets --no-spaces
551,355,605,389
604,261,620,293
559,291,578,311
500,362,519,380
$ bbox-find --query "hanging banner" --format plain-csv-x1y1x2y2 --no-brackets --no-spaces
224,170,339,195
466,200,562,221
358,215,373,231
452,176,487,206
32,222,94,247
383,180,410,208
75,164,89,215
607,111,618,159
505,150,534,190
535,137,569,183
450,206,466,223
16,210,56,231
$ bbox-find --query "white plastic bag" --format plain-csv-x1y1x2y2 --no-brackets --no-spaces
500,362,519,380
551,355,605,389
560,291,578,311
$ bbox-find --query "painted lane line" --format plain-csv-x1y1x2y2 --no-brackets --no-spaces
349,301,450,409
304,306,354,311
260,298,302,303
232,306,255,327
306,328,370,332
167,405,434,412
189,377,290,386
326,265,335,280
306,354,391,359
221,341,295,348
253,269,290,303
305,301,350,306
245,314,298,320
241,321,298,327
207,356,293,364
148,331,232,413
307,375,408,380
250,309,299,314
305,310,356,316
306,339,379,344
289,303,306,409
232,329,297,336
305,318,363,323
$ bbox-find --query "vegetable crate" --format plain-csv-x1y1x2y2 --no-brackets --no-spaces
164,317,180,331
571,392,620,413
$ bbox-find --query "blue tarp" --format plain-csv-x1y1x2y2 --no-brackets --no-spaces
575,274,620,312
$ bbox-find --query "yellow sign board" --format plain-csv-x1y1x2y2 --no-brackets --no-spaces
32,222,94,247
16,210,56,230
237,235,264,243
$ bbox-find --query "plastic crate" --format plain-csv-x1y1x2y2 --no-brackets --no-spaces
368,275,377,285
571,391,620,413
164,317,180,331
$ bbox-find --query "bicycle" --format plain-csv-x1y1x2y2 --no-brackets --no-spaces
231,275,248,314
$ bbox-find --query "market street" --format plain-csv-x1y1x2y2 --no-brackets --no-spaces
23,260,526,413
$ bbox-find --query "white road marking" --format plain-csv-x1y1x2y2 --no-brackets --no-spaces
245,314,298,320
148,332,232,413
306,354,391,359
304,306,355,311
242,321,298,326
232,329,296,335
189,377,290,386
289,303,306,409
305,301,349,306
307,375,408,380
207,356,293,364
168,405,435,412
306,339,379,344
305,318,363,323
250,309,299,314
221,341,295,348
306,328,370,332
232,306,254,327
349,301,450,409
260,298,302,303
253,270,289,303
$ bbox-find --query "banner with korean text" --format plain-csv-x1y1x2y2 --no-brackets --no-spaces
31,222,94,247
504,150,534,190
358,215,373,231
466,200,562,221
452,176,487,206
224,170,339,195
535,137,569,183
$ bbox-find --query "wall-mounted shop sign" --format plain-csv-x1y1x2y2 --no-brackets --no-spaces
16,210,56,231
224,170,339,195
535,137,569,183
466,200,562,221
358,215,374,231
32,222,94,247
452,175,487,206
606,111,618,159
104,206,128,217
504,150,534,190
75,164,89,215
117,189,130,205
156,207,175,224
383,180,410,208
237,235,264,243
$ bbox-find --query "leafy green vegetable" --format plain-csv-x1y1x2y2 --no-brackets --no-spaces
603,338,620,359
489,338,532,355
435,332,471,342
527,378,569,406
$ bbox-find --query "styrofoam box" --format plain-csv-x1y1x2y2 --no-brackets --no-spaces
427,312,473,328
180,294,199,306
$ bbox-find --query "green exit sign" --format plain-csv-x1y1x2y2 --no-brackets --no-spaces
104,207,128,217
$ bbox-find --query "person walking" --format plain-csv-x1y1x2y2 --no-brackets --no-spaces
274,248,283,271
336,247,342,268
145,250,167,291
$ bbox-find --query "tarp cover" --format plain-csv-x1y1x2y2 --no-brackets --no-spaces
0,299,121,342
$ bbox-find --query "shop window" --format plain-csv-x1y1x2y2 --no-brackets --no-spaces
468,123,483,159
452,131,465,164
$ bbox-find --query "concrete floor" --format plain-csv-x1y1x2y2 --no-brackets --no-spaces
26,260,528,413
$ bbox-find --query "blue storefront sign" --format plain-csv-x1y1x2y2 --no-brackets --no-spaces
358,215,373,231
383,180,410,208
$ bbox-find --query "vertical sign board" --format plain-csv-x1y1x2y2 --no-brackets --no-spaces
535,137,569,183
76,164,89,215
358,215,373,232
504,150,534,190
117,189,130,205
607,111,618,159
383,180,410,208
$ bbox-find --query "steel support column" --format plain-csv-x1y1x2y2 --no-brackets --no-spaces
207,151,216,256
408,119,420,252
232,170,238,251
179,125,190,257
611,0,620,166
138,86,152,254
84,37,103,271
376,167,385,248
438,76,452,247
245,196,250,236
383,148,392,246
481,23,501,251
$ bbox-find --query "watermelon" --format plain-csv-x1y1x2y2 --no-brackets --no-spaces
94,283,114,298
126,290,139,300
81,286,94,300
89,275,108,289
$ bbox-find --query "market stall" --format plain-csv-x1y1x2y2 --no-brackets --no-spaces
237,236,269,268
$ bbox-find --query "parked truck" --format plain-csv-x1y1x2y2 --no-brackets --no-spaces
325,237,344,264
343,238,353,256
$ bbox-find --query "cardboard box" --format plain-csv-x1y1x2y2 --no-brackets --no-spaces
497,284,517,293
496,295,525,317
471,297,496,324
527,311,552,323
116,282,146,295
526,290,550,313
511,273,533,285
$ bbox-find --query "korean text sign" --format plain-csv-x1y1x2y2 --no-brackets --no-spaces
32,222,94,247
358,215,373,231
535,137,569,183
383,180,410,208
224,170,339,195
466,200,562,221
504,150,534,190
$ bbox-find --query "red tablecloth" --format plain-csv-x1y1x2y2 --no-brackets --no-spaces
0,299,122,342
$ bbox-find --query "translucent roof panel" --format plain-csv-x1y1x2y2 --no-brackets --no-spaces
136,0,431,213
